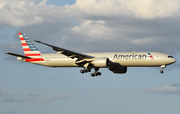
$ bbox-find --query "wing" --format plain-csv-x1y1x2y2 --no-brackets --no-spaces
34,40,94,60
5,52,32,59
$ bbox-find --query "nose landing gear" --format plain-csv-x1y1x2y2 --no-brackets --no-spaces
160,65,166,74
160,70,164,74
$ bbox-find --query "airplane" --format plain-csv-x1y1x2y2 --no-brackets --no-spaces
5,33,176,77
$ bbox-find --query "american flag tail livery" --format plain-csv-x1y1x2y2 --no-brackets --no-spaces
19,33,44,62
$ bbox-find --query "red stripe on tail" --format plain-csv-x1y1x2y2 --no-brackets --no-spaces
20,38,25,40
22,43,28,46
23,48,31,51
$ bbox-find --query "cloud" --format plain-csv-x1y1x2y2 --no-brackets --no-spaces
1,0,180,56
0,90,11,96
28,93,40,97
15,93,23,96
4,93,72,103
42,93,72,102
0,0,67,27
147,83,180,94
0,89,72,103
4,97,36,103
67,0,180,19
71,20,113,41
131,37,162,45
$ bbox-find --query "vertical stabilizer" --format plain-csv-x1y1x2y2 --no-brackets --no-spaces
19,33,41,58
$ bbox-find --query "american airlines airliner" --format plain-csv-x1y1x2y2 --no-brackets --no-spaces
6,33,176,77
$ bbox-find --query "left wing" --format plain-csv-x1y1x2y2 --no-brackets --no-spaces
34,40,94,60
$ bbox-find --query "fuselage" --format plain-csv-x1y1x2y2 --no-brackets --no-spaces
18,52,176,68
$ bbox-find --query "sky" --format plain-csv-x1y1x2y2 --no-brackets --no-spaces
1,0,180,114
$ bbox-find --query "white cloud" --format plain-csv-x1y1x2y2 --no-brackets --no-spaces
148,83,180,94
0,0,67,27
71,20,113,40
1,0,180,55
68,0,180,19
131,37,155,45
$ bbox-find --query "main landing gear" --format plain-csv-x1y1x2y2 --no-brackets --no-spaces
160,65,166,74
90,68,101,77
80,69,91,73
80,68,101,77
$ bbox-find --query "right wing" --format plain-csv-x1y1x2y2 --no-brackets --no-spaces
34,40,94,60
5,52,32,59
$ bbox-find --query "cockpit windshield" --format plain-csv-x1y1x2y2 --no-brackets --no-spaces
168,56,174,58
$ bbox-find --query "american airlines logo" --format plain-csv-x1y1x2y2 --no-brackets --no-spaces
113,53,147,60
148,52,154,60
113,53,154,60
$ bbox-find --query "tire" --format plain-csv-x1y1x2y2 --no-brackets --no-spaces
80,70,84,73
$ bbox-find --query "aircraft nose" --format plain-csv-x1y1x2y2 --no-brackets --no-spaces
173,58,177,63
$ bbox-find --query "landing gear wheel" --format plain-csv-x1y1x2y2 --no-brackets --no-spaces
91,73,95,77
80,70,84,73
160,70,164,74
87,69,91,72
84,69,88,73
94,73,98,76
90,68,101,77
98,72,101,76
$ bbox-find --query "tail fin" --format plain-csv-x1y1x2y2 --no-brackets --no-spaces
19,33,41,58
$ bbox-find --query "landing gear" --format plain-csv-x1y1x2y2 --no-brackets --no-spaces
80,68,91,74
90,68,101,77
160,70,164,74
160,65,166,74
91,72,101,77
80,68,101,77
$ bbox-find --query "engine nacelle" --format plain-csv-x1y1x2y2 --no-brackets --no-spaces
109,67,127,74
91,58,110,67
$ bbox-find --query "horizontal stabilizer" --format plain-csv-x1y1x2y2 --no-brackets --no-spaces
5,52,32,59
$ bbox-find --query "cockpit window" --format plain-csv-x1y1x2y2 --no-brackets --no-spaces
168,56,174,58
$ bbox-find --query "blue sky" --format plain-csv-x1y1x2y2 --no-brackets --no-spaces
1,0,180,114
47,0,76,6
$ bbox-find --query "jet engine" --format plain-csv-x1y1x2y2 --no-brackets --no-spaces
91,58,110,67
109,67,127,74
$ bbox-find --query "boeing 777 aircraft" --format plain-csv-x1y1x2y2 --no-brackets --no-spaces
6,33,176,77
